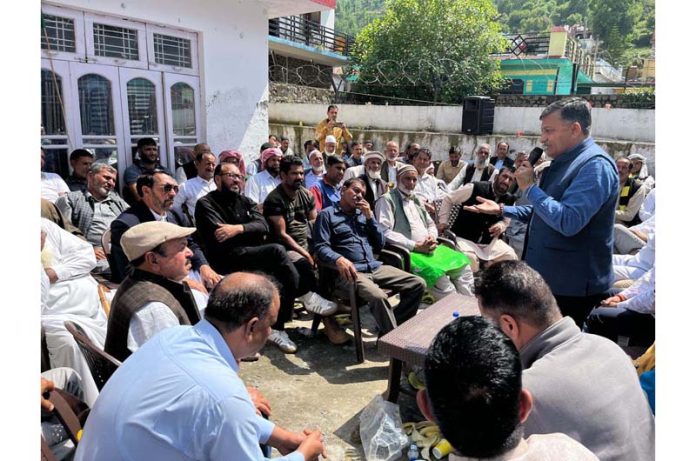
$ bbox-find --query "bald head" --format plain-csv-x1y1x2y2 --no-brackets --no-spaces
205,272,279,332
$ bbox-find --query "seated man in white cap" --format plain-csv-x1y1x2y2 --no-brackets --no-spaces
615,156,649,227
627,153,655,190
303,149,325,191
104,221,204,362
375,164,474,300
244,147,283,206
321,135,339,163
358,151,389,210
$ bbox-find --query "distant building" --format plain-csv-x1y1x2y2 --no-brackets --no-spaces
495,26,597,96
41,0,335,190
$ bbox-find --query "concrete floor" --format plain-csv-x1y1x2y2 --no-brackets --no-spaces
239,306,424,461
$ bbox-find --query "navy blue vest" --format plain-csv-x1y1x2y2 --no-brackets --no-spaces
524,137,618,297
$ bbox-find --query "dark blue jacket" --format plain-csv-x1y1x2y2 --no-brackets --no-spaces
506,137,619,296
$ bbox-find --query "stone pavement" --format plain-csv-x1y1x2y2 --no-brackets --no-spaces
239,305,425,461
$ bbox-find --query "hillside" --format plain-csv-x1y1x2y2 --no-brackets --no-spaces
335,0,654,66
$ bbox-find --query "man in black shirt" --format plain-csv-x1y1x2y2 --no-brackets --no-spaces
264,156,348,344
194,163,301,353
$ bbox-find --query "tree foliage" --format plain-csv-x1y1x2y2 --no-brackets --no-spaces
589,0,643,65
350,0,507,103
336,0,386,37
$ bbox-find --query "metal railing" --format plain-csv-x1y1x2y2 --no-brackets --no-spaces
268,16,354,57
501,33,551,57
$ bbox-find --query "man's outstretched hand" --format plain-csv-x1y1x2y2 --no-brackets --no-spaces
462,196,500,215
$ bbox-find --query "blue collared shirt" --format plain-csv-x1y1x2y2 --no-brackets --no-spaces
75,320,302,461
503,137,617,237
314,203,385,272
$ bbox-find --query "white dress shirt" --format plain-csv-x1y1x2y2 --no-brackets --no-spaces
414,173,446,203
41,172,70,203
244,170,281,204
172,176,216,223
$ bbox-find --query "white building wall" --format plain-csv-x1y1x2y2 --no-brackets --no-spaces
270,103,655,143
321,9,335,30
50,0,271,162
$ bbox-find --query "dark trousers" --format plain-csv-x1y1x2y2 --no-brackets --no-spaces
228,244,300,330
290,252,318,296
337,264,426,334
554,293,608,327
583,306,655,347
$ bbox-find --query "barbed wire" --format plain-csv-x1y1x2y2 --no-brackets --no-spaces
268,56,653,105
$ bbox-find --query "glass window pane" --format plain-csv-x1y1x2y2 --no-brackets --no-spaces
170,83,196,136
78,74,115,136
41,14,76,52
173,145,196,169
93,23,139,60
41,70,66,135
42,148,70,178
127,78,158,135
154,33,192,68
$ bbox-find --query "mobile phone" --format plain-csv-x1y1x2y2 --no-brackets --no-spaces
528,147,544,166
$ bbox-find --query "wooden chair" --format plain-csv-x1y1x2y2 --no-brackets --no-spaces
312,246,410,363
40,389,85,461
64,321,122,391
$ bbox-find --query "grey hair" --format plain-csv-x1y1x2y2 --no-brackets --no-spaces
540,97,592,135
88,162,117,175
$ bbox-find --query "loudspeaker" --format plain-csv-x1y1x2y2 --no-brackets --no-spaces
461,96,495,135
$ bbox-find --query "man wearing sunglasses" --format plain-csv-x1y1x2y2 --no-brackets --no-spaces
110,170,221,293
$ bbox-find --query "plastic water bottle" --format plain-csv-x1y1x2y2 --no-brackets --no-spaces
407,442,420,461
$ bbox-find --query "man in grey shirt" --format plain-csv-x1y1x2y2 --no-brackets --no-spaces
474,260,655,461
56,162,129,273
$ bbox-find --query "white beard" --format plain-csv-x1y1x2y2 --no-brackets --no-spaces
398,184,414,198
313,166,326,174
367,170,381,180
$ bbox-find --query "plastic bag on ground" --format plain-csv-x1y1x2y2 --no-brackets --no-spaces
359,394,409,461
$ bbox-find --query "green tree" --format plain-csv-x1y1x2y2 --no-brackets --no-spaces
589,0,642,64
350,0,507,103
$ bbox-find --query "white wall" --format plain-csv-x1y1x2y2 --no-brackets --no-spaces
51,0,271,164
270,103,656,143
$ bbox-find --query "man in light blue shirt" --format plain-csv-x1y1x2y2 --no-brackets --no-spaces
75,272,326,461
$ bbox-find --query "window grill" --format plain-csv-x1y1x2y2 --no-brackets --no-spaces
41,14,76,52
154,33,192,68
41,70,67,135
93,23,139,60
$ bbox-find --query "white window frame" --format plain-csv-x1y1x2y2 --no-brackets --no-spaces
40,4,86,63
117,67,168,169
41,59,76,152
68,62,128,187
163,73,202,170
146,24,199,76
84,12,148,69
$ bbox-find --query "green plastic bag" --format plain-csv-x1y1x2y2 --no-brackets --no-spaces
410,245,471,287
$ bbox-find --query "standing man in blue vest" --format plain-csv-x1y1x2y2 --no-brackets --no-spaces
464,97,619,326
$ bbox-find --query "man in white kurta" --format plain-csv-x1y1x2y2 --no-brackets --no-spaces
41,218,107,406
171,151,217,224
375,165,474,299
244,147,283,205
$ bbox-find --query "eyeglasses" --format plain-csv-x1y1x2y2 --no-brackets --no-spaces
220,173,243,180
160,184,179,193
